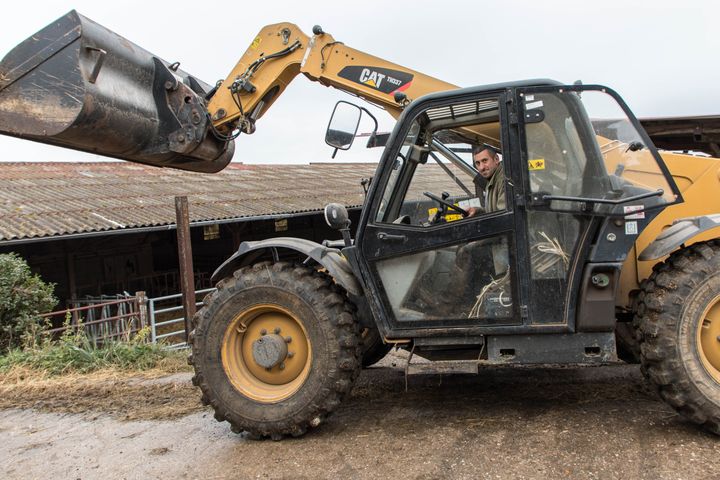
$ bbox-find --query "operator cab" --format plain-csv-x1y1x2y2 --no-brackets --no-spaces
331,82,681,355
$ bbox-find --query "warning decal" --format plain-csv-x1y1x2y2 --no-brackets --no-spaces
528,159,546,171
623,205,646,219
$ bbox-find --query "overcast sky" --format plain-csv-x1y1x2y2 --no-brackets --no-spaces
0,0,717,165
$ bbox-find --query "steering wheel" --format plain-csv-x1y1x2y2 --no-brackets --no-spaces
423,191,469,217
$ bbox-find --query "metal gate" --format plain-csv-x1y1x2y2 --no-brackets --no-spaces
148,288,215,349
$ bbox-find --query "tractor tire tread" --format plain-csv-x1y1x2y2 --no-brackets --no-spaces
637,240,720,435
189,261,360,440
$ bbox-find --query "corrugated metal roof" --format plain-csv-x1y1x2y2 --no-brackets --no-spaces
0,162,378,242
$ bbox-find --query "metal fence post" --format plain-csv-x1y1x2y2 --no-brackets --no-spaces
149,297,157,344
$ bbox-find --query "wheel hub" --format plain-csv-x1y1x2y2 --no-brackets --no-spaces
698,294,720,383
221,304,311,403
252,334,288,369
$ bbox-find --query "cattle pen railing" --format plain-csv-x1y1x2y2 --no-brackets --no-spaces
40,288,215,348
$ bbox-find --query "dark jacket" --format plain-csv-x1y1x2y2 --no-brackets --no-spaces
485,164,506,212
474,164,506,212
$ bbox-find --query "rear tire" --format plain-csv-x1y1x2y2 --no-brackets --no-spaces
615,322,641,364
190,261,361,439
615,287,646,364
637,241,720,435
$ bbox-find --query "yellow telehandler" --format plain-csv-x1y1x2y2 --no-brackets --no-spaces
1,11,719,439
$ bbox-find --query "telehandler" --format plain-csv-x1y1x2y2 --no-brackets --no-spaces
1,11,719,439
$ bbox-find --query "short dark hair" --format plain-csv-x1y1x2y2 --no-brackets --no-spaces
472,144,499,157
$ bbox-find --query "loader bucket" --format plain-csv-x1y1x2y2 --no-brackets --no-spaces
0,10,234,173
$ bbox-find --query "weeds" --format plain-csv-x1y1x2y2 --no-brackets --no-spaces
0,322,189,376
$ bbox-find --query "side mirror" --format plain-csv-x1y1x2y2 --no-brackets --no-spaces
324,203,350,230
325,101,361,152
324,203,353,247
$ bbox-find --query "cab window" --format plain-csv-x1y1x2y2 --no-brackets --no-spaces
375,97,506,227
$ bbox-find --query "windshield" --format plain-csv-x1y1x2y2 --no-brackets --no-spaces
522,88,678,214
585,90,676,203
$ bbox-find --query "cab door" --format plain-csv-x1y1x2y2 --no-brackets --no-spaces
516,85,681,329
356,91,525,336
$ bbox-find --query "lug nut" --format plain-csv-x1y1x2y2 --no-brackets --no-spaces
274,327,281,334
285,336,292,343
287,351,295,358
279,363,286,370
260,329,267,335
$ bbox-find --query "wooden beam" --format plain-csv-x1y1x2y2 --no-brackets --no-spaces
175,196,195,342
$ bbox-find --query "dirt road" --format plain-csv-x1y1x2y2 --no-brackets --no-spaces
1,356,718,479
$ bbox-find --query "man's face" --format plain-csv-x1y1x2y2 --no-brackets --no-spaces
473,148,500,179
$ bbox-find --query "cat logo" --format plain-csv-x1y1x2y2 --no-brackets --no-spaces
338,66,414,95
359,68,386,89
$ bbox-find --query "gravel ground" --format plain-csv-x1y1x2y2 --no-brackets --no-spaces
0,353,718,480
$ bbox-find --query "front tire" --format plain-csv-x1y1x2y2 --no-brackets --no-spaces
637,241,720,435
360,326,393,367
190,261,361,439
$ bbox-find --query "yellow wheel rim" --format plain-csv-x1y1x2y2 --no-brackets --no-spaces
221,304,311,403
697,294,720,384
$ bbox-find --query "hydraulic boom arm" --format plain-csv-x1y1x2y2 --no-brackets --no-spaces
207,23,457,136
0,12,455,173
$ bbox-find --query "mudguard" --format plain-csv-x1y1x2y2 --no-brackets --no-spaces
639,214,720,260
211,238,362,296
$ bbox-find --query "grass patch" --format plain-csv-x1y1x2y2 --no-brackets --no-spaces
0,326,191,376
0,340,188,375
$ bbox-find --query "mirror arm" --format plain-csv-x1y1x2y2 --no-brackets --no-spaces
358,106,379,148
358,106,379,131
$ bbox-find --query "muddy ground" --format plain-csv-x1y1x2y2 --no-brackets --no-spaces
0,353,718,480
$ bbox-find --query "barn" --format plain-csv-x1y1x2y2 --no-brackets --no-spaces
0,161,376,307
